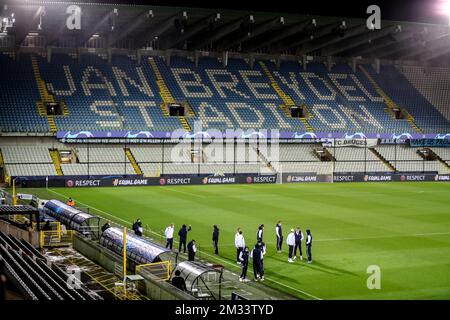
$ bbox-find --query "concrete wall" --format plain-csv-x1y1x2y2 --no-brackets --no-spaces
0,220,40,247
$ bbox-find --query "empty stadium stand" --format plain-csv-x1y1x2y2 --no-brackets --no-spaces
1,52,449,134
0,231,99,300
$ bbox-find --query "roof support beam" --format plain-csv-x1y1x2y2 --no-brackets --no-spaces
301,24,367,54
160,14,219,50
322,24,398,56
191,16,247,50
216,17,283,51
274,21,341,53
244,19,315,52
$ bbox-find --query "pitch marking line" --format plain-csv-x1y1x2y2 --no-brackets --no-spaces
159,187,205,198
47,188,322,300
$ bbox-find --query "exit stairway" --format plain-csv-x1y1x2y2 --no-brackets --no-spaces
124,148,143,175
31,55,70,134
49,149,64,176
148,57,192,132
359,65,423,133
259,61,314,132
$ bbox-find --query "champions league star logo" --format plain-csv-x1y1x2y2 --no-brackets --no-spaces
183,131,211,139
240,131,266,139
391,133,413,140
124,131,154,139
435,133,450,140
292,132,317,139
344,132,367,139
63,131,95,139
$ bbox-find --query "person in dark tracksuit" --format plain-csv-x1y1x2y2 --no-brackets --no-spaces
275,221,283,253
239,246,250,282
258,241,266,281
187,240,196,261
178,224,192,253
256,224,264,242
306,229,313,263
294,228,304,261
212,225,219,255
250,244,263,281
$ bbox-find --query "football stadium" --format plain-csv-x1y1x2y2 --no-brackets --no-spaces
0,0,450,303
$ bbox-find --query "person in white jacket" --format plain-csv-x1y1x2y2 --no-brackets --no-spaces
234,228,245,264
286,229,296,263
164,223,174,250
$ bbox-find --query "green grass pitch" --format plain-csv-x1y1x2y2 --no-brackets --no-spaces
27,182,450,300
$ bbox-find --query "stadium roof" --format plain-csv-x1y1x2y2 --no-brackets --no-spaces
2,0,450,64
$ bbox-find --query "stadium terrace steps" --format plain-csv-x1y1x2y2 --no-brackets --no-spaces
369,148,396,171
359,65,423,134
148,57,192,132
433,152,450,171
124,148,143,175
31,55,58,134
259,61,314,132
49,149,64,176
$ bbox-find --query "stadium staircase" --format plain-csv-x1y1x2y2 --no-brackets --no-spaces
258,61,314,132
253,146,276,173
49,149,64,176
369,148,396,171
433,152,450,170
53,248,146,300
0,232,99,300
148,57,192,132
359,65,423,133
124,148,143,175
31,55,69,134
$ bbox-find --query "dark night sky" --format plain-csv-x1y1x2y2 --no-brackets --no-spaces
41,0,450,24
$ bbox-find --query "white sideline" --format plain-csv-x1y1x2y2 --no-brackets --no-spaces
46,188,323,300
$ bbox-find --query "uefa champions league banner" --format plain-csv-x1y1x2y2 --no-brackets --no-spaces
56,131,450,141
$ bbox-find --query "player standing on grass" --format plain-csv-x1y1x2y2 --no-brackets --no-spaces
294,227,304,261
165,223,174,250
234,228,245,264
212,225,219,255
258,240,266,281
287,229,295,263
257,224,264,242
239,246,250,282
306,229,313,263
276,221,283,253
251,243,263,281
178,224,191,253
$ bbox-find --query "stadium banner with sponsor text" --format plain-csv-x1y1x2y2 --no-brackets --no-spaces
410,139,450,147
57,131,450,141
322,138,378,148
333,173,440,182
63,174,278,188
282,173,332,183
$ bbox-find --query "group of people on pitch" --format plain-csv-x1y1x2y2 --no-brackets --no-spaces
235,222,313,282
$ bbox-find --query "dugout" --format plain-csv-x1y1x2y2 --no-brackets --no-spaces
173,261,224,300
99,227,176,267
42,200,100,238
